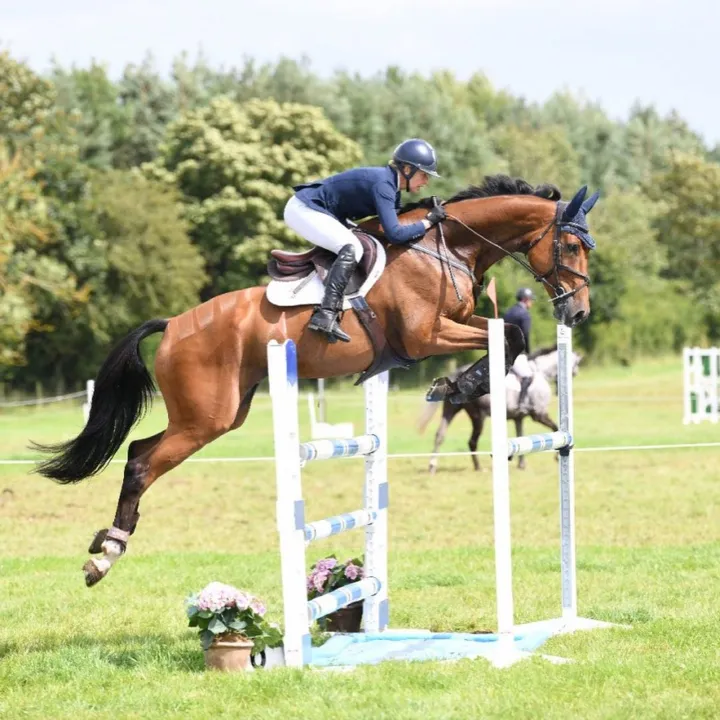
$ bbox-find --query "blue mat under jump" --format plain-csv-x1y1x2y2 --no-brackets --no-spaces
309,629,555,667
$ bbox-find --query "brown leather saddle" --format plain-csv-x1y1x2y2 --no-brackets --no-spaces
267,230,379,296
266,229,416,384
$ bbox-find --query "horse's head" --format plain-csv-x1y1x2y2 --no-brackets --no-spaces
527,186,599,328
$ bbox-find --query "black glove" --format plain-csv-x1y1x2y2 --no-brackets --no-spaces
426,205,447,225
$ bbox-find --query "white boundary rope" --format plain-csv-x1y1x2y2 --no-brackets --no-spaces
2,441,719,466
0,390,86,408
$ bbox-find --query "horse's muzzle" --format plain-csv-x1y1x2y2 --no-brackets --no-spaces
553,298,589,328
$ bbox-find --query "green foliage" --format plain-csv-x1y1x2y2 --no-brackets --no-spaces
146,96,362,294
648,152,720,342
20,169,205,388
0,144,83,369
0,50,56,144
490,123,581,195
50,61,125,169
3,47,720,391
114,55,180,169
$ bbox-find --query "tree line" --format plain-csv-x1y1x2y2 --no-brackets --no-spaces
2,50,718,394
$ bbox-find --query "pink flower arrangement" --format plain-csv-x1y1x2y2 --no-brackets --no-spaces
185,582,281,653
306,555,365,600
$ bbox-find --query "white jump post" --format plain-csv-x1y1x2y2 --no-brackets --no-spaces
82,379,95,423
488,319,615,666
683,347,720,424
268,340,388,668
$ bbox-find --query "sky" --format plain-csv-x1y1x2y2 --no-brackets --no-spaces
3,0,719,146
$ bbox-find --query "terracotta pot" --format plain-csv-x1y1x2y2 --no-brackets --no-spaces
204,635,254,672
324,601,363,633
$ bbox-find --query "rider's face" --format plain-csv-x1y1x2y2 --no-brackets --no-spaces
407,170,429,192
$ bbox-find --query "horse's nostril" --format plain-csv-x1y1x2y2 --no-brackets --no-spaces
572,310,586,325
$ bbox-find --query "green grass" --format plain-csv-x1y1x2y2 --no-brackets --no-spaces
2,354,720,719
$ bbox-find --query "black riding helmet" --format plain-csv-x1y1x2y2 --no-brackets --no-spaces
392,138,440,190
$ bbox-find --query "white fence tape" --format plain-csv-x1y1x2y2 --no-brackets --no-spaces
2,440,719,466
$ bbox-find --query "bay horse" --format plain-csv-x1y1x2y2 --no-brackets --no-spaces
32,175,598,587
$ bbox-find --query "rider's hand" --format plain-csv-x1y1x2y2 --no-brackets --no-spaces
425,205,447,225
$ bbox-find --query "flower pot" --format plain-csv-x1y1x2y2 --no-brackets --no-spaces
324,601,363,633
204,634,254,672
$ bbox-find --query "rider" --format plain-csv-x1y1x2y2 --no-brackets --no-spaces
504,287,535,409
283,138,446,343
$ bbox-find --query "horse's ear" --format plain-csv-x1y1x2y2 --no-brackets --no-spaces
562,185,587,221
581,191,600,214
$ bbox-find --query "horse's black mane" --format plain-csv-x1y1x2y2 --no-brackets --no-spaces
399,174,562,215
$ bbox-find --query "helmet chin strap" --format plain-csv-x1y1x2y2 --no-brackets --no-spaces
400,164,417,192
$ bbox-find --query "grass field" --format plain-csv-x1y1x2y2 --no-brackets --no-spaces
2,355,720,719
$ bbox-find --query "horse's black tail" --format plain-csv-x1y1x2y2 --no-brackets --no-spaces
31,319,168,484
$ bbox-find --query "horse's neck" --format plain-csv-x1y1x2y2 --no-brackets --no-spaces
535,353,559,379
445,195,552,266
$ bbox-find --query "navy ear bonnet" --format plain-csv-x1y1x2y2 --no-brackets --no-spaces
558,186,599,250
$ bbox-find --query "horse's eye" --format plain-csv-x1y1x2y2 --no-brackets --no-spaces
566,243,580,256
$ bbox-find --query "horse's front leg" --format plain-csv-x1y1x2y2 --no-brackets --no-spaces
421,317,524,403
416,315,489,404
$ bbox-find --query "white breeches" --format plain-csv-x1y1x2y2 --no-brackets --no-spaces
512,353,533,379
283,195,364,262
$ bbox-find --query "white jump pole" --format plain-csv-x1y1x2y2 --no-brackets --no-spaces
488,318,515,660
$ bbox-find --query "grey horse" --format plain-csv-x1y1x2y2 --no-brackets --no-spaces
418,346,582,473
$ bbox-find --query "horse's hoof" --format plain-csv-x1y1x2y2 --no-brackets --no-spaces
426,377,455,402
82,559,105,587
88,528,108,554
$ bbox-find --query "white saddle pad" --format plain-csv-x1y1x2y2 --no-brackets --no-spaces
265,238,386,310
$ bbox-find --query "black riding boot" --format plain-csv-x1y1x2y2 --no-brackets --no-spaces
518,375,532,409
308,244,357,343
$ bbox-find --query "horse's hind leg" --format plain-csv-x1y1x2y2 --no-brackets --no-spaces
87,431,164,555
429,401,461,474
514,416,526,470
83,370,259,587
468,408,486,471
531,411,559,433
83,426,216,587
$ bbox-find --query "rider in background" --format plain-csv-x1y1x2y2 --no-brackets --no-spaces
504,287,535,409
283,138,446,343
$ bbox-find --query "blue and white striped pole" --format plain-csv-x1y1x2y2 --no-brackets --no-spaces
557,323,577,621
299,434,380,462
269,338,389,667
308,577,382,622
507,431,572,458
362,368,389,633
269,340,311,668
